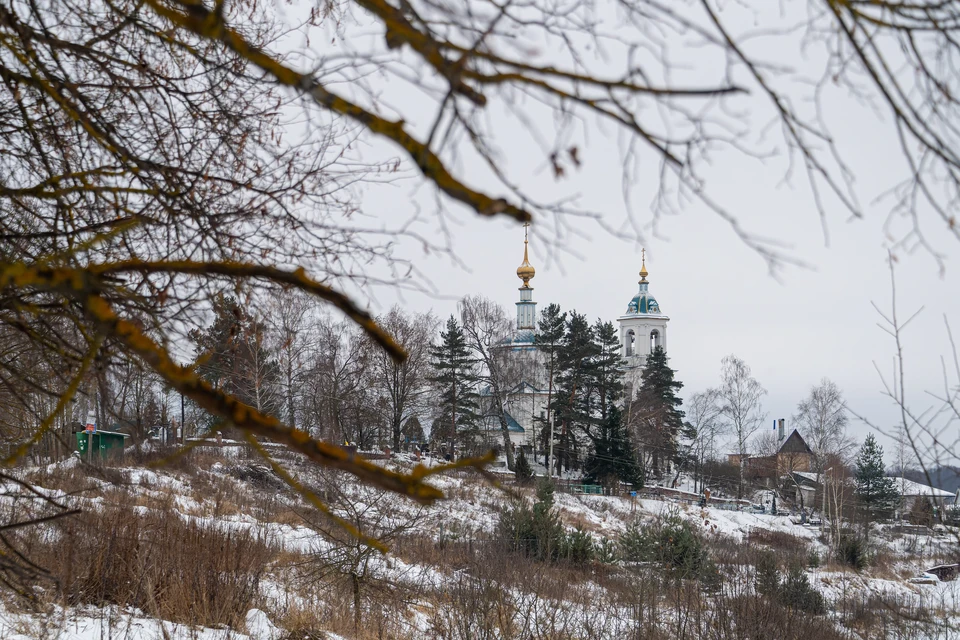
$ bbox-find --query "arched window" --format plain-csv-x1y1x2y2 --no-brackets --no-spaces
650,329,660,351
626,330,636,356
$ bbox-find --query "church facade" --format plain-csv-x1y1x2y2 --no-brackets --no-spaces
483,229,670,455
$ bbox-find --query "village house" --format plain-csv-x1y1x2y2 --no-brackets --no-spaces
729,425,814,483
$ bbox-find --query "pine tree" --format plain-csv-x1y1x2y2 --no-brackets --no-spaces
584,406,641,489
514,447,533,484
855,434,899,523
535,304,566,467
429,315,480,454
631,346,685,479
552,311,597,473
189,293,281,421
589,319,625,423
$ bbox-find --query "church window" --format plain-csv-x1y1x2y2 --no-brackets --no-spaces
650,329,660,351
626,330,636,356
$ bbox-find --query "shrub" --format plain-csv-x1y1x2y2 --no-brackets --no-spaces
14,497,274,627
657,513,706,578
562,527,595,565
779,566,826,614
836,534,868,570
497,479,563,562
514,449,533,484
698,559,723,593
595,538,618,564
754,552,826,615
754,551,780,596
908,498,935,528
617,510,707,579
618,516,654,563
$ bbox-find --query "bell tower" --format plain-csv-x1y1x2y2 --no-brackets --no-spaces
618,250,669,392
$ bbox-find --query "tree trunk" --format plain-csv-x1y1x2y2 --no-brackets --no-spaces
351,571,362,631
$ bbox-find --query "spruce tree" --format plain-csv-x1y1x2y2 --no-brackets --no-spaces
514,447,533,484
190,293,281,420
535,304,566,467
855,434,899,523
631,346,685,479
429,315,480,454
584,406,641,489
552,312,597,473
590,319,625,423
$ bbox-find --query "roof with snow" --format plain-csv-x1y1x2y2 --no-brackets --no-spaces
891,477,954,497
790,472,953,497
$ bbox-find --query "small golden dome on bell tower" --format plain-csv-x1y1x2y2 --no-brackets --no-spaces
517,223,535,287
638,248,649,284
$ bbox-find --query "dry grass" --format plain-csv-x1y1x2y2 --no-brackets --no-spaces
11,489,278,628
8,454,957,639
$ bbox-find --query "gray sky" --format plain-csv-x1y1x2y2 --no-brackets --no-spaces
296,1,960,464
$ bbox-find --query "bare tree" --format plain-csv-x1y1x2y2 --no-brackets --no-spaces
717,355,768,499
794,378,853,480
754,430,781,458
265,290,314,430
299,469,432,633
460,295,521,470
684,389,724,493
853,256,960,553
368,308,436,451
306,315,369,444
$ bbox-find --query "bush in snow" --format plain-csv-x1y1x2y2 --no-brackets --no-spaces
754,551,826,615
497,479,564,562
561,526,596,565
778,566,826,614
618,509,708,579
836,533,869,570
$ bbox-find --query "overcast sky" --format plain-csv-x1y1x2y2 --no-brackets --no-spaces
295,1,960,464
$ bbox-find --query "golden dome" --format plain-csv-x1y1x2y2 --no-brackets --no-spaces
517,223,535,287
638,248,648,283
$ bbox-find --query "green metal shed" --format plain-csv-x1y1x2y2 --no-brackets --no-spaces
75,430,130,460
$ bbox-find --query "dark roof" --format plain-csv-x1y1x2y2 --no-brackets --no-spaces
778,429,812,455
504,412,524,432
477,412,525,432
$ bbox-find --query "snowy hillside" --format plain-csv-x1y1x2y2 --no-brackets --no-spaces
2,448,957,640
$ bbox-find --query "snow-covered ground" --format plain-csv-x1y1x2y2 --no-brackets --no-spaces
4,453,958,639
0,606,288,640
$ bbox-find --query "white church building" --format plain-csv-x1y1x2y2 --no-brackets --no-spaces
482,230,670,455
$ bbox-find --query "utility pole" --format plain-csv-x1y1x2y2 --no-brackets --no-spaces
821,465,834,538
548,412,555,480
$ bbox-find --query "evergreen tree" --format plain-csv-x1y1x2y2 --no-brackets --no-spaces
189,293,281,422
429,315,480,453
535,304,566,467
589,319,625,423
630,346,684,479
514,447,533,484
401,416,425,450
551,312,596,473
855,434,899,522
584,406,641,489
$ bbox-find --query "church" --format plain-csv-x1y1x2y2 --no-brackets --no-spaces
485,228,670,456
